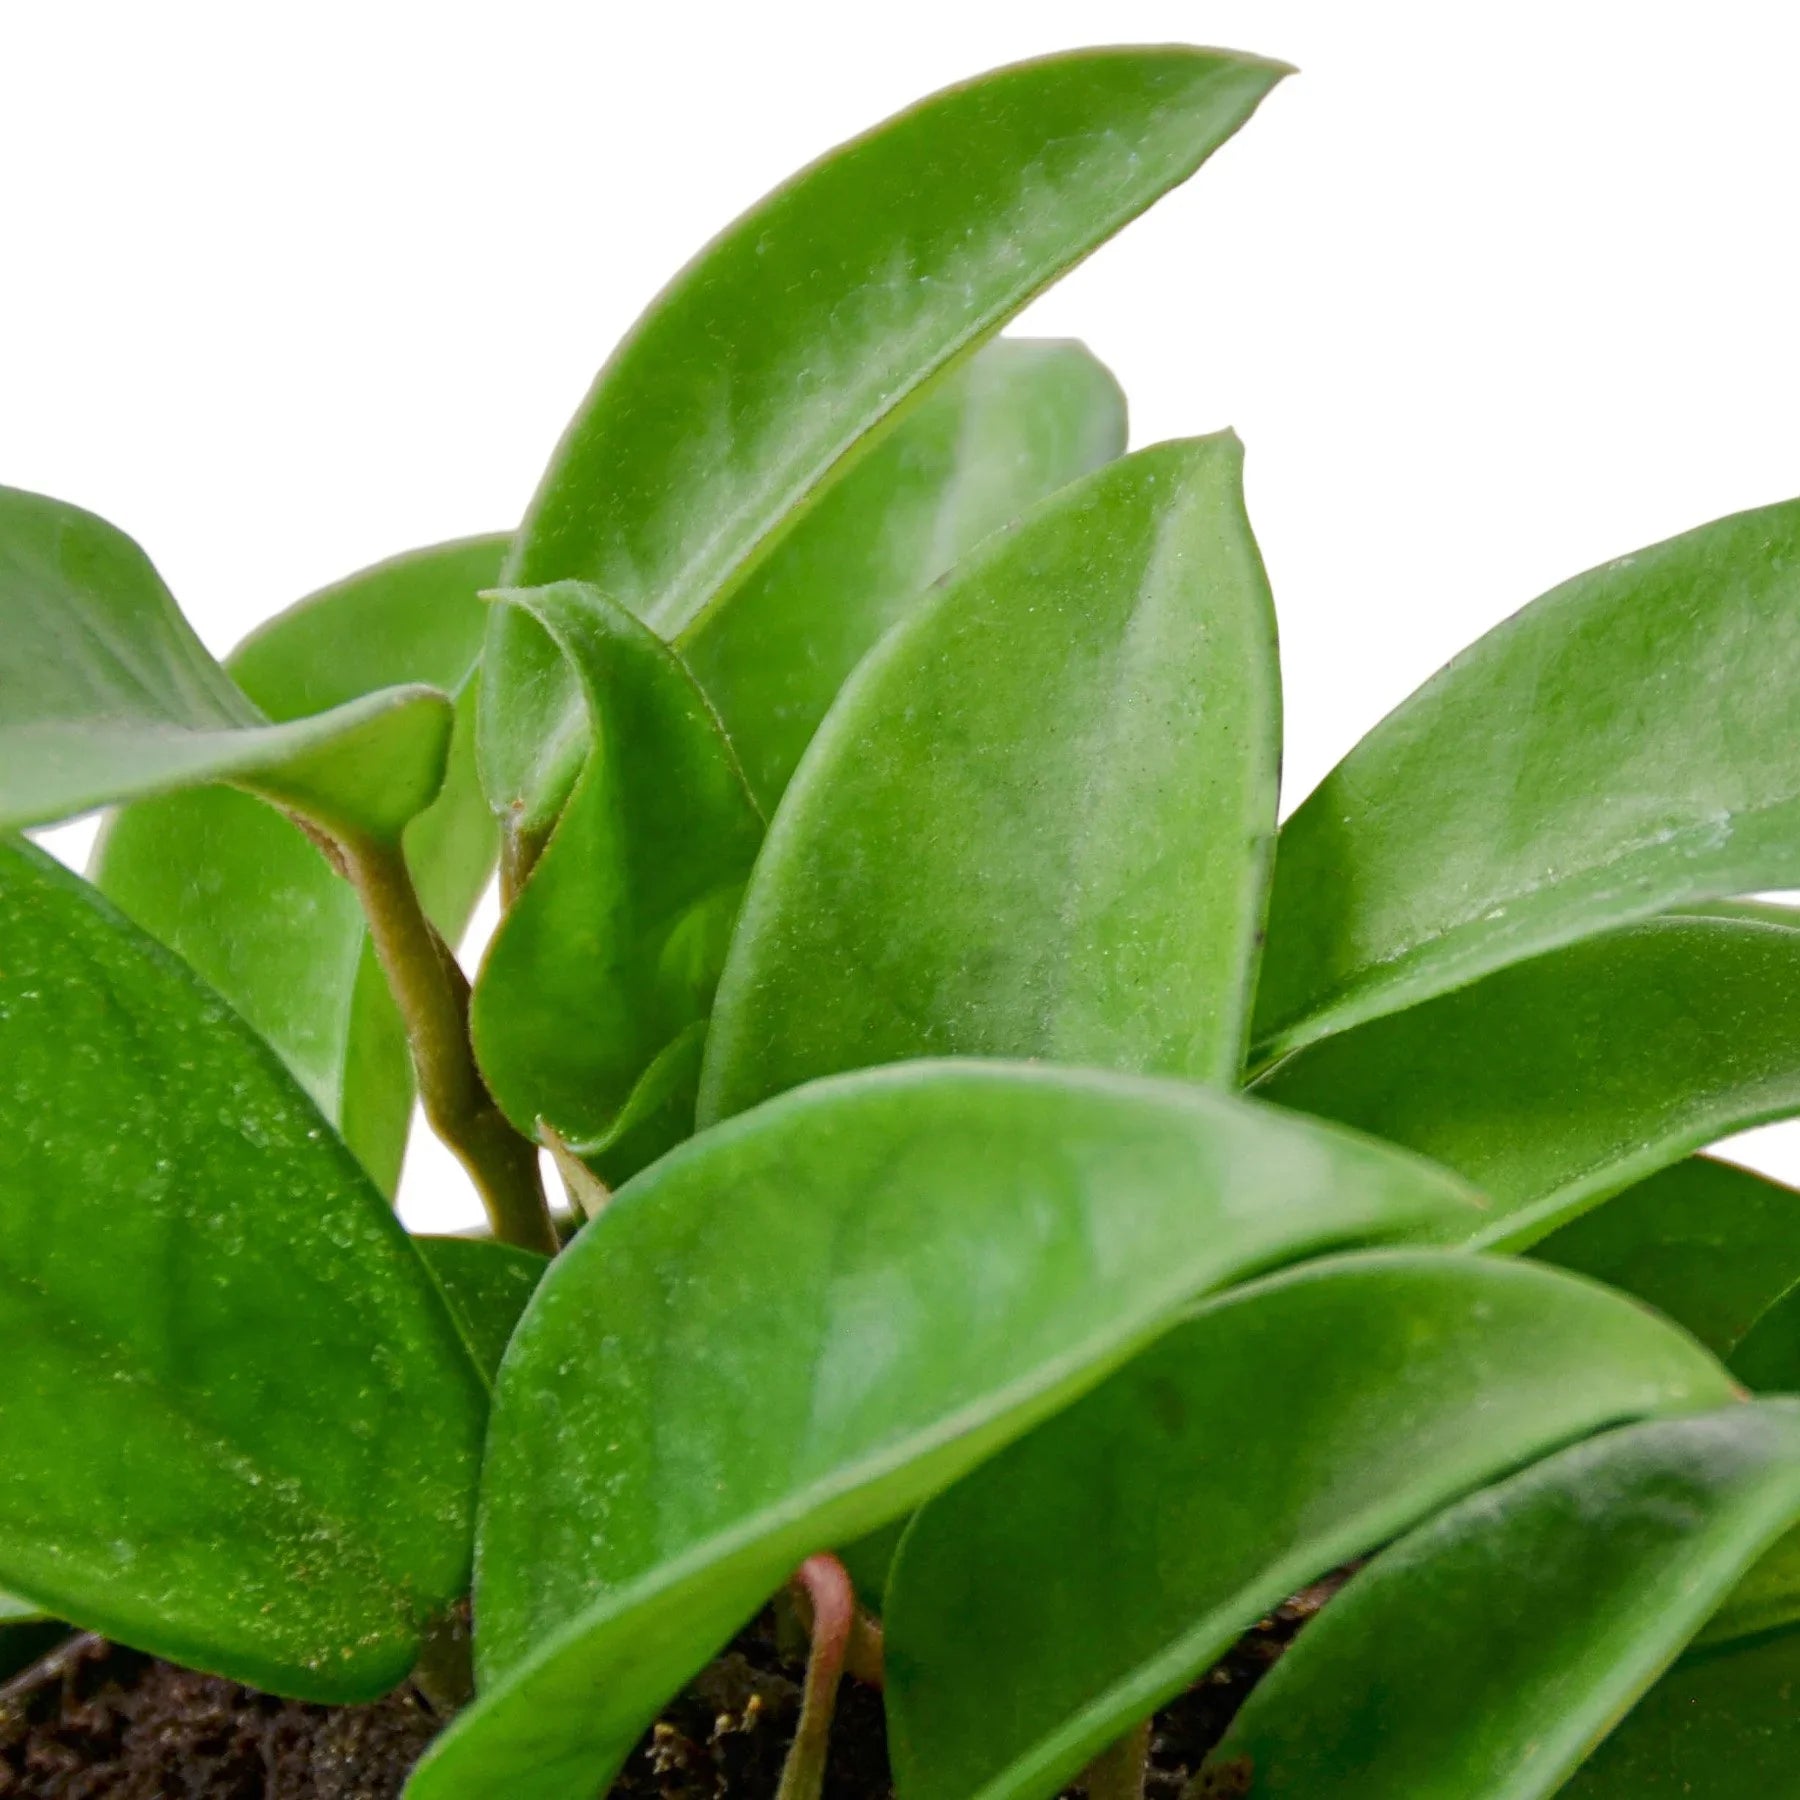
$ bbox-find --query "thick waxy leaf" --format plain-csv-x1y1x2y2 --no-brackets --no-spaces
1254,496,1800,1062
0,1590,43,1625
1209,1402,1800,1800
0,486,453,841
884,1252,1734,1800
415,1238,547,1384
1258,915,1800,1249
699,436,1280,1125
470,583,764,1180
0,841,485,1699
406,1062,1478,1800
479,46,1285,825
683,336,1126,812
1562,1626,1800,1798
93,537,506,1192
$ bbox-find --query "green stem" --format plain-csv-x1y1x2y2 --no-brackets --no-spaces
777,1555,855,1800
1083,1717,1151,1800
336,831,557,1254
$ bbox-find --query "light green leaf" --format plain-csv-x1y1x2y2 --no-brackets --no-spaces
415,1237,547,1385
92,536,506,1193
0,1590,44,1625
1257,915,1800,1249
480,46,1286,825
0,486,453,841
1209,1401,1800,1800
885,1251,1734,1800
405,1061,1478,1800
1254,497,1800,1063
470,583,764,1182
0,840,485,1700
683,336,1126,812
699,435,1280,1125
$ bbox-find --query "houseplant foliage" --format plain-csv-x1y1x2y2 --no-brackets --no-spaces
7,38,1800,1800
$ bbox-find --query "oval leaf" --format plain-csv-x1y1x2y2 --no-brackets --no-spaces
0,840,485,1699
1255,496,1800,1061
1209,1402,1800,1800
406,1062,1479,1800
0,486,453,841
93,536,506,1192
470,582,764,1180
699,434,1280,1125
480,45,1286,824
1258,915,1800,1249
884,1251,1736,1800
415,1237,547,1385
684,336,1126,812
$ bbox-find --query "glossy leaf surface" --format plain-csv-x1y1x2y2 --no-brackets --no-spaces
886,1251,1733,1800
1210,1402,1800,1799
0,486,453,841
480,45,1285,824
699,436,1280,1124
1254,496,1800,1061
415,1237,547,1385
93,537,506,1192
407,1062,1478,1800
470,583,764,1180
0,841,485,1699
1258,915,1800,1249
683,336,1126,811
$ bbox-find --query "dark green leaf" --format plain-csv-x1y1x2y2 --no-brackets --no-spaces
1254,497,1800,1062
0,486,453,841
699,435,1280,1125
92,536,506,1193
885,1251,1735,1800
406,1062,1478,1800
683,336,1126,812
415,1237,547,1385
0,840,485,1700
470,583,764,1181
1257,915,1800,1248
1209,1402,1800,1800
479,46,1286,825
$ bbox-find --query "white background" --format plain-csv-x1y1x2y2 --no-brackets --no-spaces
10,1,1800,1227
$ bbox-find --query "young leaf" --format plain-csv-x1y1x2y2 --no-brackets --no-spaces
885,1251,1733,1800
415,1237,548,1385
0,486,454,841
1560,1626,1800,1798
698,435,1280,1125
1254,496,1800,1062
479,46,1286,826
1208,1402,1800,1800
92,536,506,1193
0,840,485,1700
1257,915,1800,1249
683,336,1127,812
406,1062,1478,1800
470,583,764,1181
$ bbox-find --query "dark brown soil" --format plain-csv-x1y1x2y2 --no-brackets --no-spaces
0,1572,1349,1799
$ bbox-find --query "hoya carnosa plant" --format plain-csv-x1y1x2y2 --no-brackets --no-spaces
6,39,1800,1800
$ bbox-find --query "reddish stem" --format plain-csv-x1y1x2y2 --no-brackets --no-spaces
777,1555,856,1800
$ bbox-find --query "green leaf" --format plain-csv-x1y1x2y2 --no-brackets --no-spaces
698,435,1280,1125
1535,1156,1800,1366
469,583,764,1181
1561,1626,1800,1798
405,1061,1478,1800
884,1251,1735,1800
479,46,1286,825
415,1237,547,1385
0,841,486,1699
92,536,506,1193
0,1590,44,1625
1208,1401,1800,1800
0,486,454,841
1257,915,1800,1249
683,336,1127,813
1254,496,1800,1063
